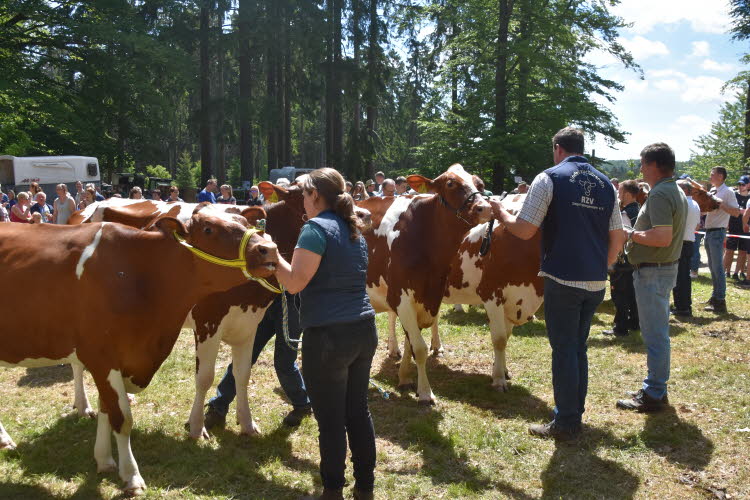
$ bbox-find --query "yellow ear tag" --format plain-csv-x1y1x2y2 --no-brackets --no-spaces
268,192,279,203
416,183,428,194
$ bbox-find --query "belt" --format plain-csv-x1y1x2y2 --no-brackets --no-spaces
632,260,678,270
705,227,725,232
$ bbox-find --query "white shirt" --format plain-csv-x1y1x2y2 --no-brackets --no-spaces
682,196,701,242
704,183,738,229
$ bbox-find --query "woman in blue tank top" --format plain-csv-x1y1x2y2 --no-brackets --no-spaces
274,168,376,500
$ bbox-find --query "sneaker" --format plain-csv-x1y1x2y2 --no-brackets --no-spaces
204,405,227,430
602,329,628,337
282,405,312,427
617,389,668,413
689,270,698,279
704,299,727,314
528,421,581,441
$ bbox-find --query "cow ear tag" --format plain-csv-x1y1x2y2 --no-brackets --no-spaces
258,181,278,203
406,175,433,194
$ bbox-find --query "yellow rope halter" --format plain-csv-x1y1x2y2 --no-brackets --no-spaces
173,227,282,294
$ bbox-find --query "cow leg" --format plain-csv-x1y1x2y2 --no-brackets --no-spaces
429,319,444,357
93,370,146,496
485,301,510,392
232,339,260,436
0,420,16,450
94,400,116,473
453,304,465,313
187,332,222,439
387,311,402,359
397,332,415,392
398,313,435,405
72,363,96,418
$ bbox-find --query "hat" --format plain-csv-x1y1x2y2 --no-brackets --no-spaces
678,173,691,180
737,175,750,185
365,179,375,186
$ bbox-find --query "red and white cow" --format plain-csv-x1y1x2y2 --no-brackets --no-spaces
67,184,307,438
0,208,277,495
358,164,492,405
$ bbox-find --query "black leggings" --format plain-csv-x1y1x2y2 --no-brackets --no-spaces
302,317,377,492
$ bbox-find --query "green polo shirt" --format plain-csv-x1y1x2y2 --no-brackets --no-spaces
625,177,687,265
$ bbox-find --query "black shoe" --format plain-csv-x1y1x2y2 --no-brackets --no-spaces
726,271,731,278
671,309,692,317
602,329,628,337
732,273,740,281
617,389,668,413
352,489,374,500
741,272,747,281
283,405,312,427
704,299,727,313
299,489,344,500
528,421,581,441
204,405,227,430
705,297,716,305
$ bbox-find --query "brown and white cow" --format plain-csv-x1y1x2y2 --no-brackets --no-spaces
66,184,307,439
358,164,492,405
0,208,277,496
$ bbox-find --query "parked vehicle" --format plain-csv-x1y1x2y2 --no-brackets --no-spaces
0,155,100,196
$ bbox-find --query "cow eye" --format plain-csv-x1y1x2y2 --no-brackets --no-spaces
204,227,212,235
447,179,454,187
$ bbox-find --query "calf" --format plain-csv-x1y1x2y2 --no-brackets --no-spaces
359,164,492,405
0,208,277,496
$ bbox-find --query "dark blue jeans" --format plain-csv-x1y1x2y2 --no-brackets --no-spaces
690,233,704,272
543,278,605,430
673,241,694,312
208,293,309,415
303,317,378,492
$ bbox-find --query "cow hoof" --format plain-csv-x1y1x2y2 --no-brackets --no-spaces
97,459,117,473
127,394,136,405
124,476,147,497
0,439,17,450
492,381,509,392
189,427,210,440
397,383,417,393
76,407,97,419
240,421,261,436
388,350,402,360
417,398,436,407
430,347,444,357
504,370,512,380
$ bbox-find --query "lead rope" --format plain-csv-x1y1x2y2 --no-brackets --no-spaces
479,218,494,256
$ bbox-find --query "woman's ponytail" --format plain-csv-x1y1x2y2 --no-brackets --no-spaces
335,192,363,240
303,168,364,240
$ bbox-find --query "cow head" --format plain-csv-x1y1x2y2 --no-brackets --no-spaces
636,183,650,206
151,207,279,279
688,179,721,212
407,164,492,226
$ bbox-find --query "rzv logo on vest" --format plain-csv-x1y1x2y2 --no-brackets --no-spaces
569,169,605,207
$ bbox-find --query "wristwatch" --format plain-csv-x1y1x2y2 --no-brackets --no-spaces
626,229,634,244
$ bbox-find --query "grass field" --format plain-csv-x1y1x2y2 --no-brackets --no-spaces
0,271,748,499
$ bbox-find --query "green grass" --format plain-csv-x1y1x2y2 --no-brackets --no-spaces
1,272,749,499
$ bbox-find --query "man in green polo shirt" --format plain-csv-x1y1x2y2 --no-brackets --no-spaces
617,143,687,413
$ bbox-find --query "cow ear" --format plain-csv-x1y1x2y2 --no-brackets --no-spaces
241,206,267,227
407,174,435,194
688,179,703,192
258,181,287,203
192,201,213,214
148,216,187,237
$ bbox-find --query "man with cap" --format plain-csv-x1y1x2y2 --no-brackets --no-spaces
725,175,750,284
365,179,377,197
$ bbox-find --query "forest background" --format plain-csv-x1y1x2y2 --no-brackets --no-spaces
2,0,750,192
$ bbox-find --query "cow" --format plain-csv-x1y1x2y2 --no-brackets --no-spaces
688,179,722,212
358,164,492,405
65,184,305,439
0,208,278,496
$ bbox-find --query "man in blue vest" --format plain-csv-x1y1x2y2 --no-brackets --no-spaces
491,127,625,440
198,179,218,204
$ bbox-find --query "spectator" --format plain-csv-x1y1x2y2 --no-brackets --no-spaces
352,181,369,201
703,166,741,313
74,181,85,206
29,181,43,200
247,185,263,206
724,175,750,282
491,127,623,440
379,178,396,197
203,292,311,430
690,214,706,279
30,192,54,223
217,184,236,205
129,186,143,199
610,178,620,190
151,189,162,201
0,198,8,222
374,171,385,194
273,168,377,500
10,192,32,223
78,188,97,210
472,175,493,197
1,186,8,206
603,179,640,337
618,143,686,413
672,180,701,317
166,186,183,203
53,184,77,224
365,179,376,197
30,212,43,224
7,190,17,210
394,177,411,196
198,179,217,203
276,177,291,188
517,181,528,194
345,181,353,194
86,183,105,202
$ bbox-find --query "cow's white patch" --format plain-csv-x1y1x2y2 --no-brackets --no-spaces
76,224,106,279
397,289,434,330
464,221,488,244
207,304,268,346
374,195,422,249
445,249,483,305
447,164,476,187
81,198,156,223
499,283,543,326
366,277,391,313
0,351,80,369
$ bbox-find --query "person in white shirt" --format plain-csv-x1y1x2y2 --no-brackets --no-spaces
672,180,702,316
379,178,395,197
703,166,741,313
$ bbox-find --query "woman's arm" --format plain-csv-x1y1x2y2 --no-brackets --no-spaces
274,247,323,294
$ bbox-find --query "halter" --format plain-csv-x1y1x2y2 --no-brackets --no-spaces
439,190,483,226
173,224,282,294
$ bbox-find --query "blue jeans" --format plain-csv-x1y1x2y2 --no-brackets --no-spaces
704,228,727,300
633,264,677,400
543,278,605,430
690,233,704,272
208,293,309,415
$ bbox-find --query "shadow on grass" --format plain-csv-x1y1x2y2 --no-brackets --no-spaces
4,413,316,499
370,402,535,499
541,427,640,499
438,306,547,338
17,365,73,388
0,482,61,499
640,407,714,470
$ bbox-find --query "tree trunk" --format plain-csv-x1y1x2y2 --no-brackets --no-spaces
492,0,514,192
199,1,213,184
267,44,278,174
744,79,750,168
216,21,226,184
365,0,378,179
239,0,254,183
